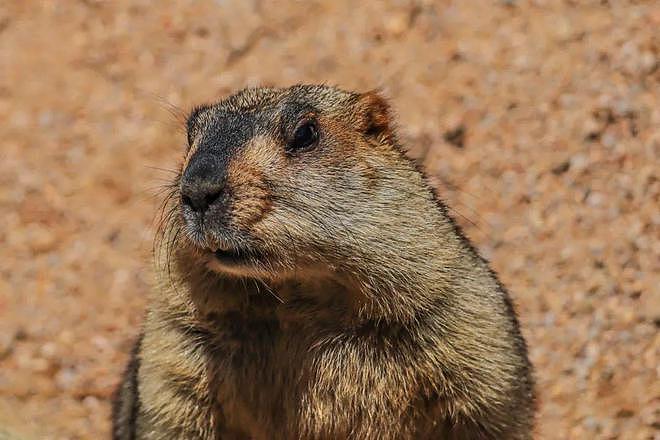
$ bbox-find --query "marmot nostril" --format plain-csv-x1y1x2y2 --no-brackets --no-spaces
204,190,221,207
181,186,223,213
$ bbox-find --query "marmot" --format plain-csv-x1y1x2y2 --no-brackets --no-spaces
113,85,535,439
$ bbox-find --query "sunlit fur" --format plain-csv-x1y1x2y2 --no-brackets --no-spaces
113,85,535,439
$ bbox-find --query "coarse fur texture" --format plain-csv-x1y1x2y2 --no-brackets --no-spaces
113,84,535,439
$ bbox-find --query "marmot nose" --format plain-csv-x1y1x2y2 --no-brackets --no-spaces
181,185,223,213
180,157,226,214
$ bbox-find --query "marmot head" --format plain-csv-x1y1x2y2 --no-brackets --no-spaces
168,85,435,282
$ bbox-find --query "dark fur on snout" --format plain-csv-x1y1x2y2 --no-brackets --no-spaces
113,85,536,439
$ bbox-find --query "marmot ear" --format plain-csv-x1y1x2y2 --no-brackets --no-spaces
355,91,392,143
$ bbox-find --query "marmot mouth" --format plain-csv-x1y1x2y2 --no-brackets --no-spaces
212,247,264,266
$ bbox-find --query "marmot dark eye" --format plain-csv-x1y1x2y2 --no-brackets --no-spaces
288,120,319,152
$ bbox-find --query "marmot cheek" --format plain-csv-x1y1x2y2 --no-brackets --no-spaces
226,172,273,230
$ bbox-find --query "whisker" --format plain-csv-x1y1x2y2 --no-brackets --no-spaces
145,165,181,174
252,279,284,304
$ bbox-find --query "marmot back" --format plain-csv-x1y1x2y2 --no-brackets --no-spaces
113,84,535,439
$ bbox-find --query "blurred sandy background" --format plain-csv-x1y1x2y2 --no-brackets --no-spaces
0,0,658,438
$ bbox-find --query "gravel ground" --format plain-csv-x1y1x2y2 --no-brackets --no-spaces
0,1,658,438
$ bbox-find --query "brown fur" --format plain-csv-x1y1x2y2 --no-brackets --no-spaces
113,85,535,439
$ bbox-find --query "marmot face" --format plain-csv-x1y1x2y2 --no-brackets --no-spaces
176,85,422,280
